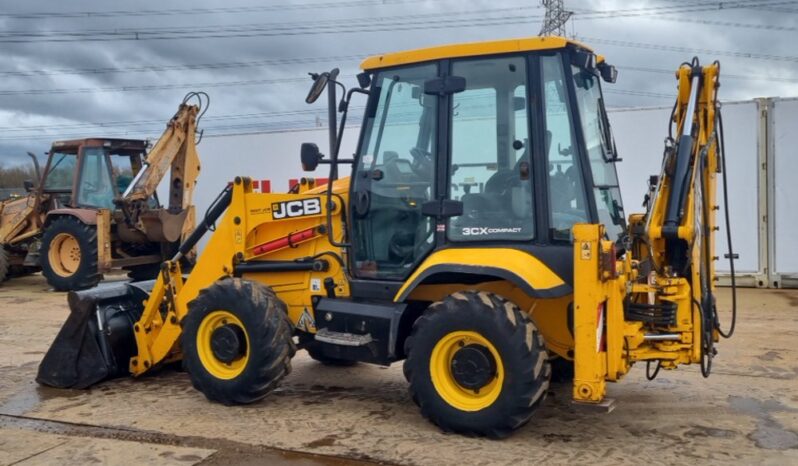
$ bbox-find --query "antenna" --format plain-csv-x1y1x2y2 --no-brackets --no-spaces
539,0,572,37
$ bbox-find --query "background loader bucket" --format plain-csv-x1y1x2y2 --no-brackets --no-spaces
36,280,154,389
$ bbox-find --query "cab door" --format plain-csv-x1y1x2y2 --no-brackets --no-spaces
446,55,536,243
350,64,439,280
75,146,116,209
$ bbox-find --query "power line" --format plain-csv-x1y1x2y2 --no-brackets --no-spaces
579,36,798,63
618,64,798,83
2,1,792,44
0,14,544,43
0,74,358,96
0,83,670,138
0,54,366,78
0,6,532,38
0,0,439,20
582,10,798,31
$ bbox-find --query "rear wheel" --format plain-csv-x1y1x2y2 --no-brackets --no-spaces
182,278,296,405
404,291,550,438
40,217,102,291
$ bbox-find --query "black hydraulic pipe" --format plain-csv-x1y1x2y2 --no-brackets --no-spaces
234,259,328,276
174,184,233,260
663,63,701,239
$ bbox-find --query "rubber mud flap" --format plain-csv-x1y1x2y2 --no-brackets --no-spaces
36,280,153,389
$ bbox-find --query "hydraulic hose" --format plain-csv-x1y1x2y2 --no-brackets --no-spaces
173,184,232,262
716,108,738,339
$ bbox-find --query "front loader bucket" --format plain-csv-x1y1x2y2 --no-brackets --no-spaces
36,280,154,389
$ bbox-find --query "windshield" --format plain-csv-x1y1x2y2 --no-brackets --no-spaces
43,152,77,191
571,65,625,241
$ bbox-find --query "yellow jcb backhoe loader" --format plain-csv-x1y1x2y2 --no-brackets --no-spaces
38,37,737,438
0,92,207,290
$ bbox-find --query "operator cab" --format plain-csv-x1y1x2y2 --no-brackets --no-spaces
42,139,149,209
349,38,625,281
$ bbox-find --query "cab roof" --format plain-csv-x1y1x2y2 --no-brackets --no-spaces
360,36,594,71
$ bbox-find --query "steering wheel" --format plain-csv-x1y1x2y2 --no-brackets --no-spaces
409,147,434,176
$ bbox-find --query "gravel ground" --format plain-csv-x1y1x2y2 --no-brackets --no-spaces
1,274,797,465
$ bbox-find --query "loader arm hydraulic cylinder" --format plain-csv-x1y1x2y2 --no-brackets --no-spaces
663,66,701,239
173,185,232,262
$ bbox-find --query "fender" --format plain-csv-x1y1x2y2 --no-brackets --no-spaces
45,208,98,226
394,248,572,302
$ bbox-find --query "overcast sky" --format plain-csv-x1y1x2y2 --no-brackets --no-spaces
0,0,795,167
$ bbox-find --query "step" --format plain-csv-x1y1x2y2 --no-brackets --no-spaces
314,328,373,347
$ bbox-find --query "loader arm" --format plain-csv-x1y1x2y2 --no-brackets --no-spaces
572,58,731,405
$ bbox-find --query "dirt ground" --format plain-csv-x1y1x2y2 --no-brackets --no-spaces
1,274,797,466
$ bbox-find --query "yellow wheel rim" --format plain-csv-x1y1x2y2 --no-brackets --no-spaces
430,330,504,412
49,232,81,277
196,310,250,380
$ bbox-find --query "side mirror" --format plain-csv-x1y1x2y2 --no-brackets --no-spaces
598,62,618,83
305,73,330,104
424,75,466,95
23,180,35,192
300,143,324,171
571,50,597,71
356,72,371,89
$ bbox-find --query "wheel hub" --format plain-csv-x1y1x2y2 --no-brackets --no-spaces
210,324,247,363
450,344,497,390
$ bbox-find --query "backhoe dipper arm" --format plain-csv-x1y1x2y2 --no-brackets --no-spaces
572,58,725,406
122,99,202,212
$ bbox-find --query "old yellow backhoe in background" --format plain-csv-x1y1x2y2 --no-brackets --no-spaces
38,37,737,438
0,92,207,290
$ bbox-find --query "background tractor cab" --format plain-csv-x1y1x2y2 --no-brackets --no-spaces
40,139,148,211
303,40,624,289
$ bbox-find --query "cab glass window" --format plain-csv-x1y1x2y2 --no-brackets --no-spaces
448,56,534,241
43,153,77,191
541,54,589,241
571,64,625,241
351,64,437,279
76,148,115,209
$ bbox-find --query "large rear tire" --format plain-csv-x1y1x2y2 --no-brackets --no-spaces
182,278,296,405
403,291,551,438
40,217,102,291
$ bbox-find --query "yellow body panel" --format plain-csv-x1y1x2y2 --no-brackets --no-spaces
130,177,350,374
361,36,590,70
395,248,567,302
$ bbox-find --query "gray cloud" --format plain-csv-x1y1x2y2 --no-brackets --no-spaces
0,0,795,167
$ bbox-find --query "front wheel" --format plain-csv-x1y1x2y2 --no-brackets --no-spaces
182,278,296,405
40,217,102,291
403,291,551,438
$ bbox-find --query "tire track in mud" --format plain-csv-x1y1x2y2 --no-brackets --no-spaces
0,413,386,466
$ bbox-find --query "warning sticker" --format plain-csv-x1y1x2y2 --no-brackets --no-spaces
296,308,316,332
310,278,321,292
580,242,592,260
